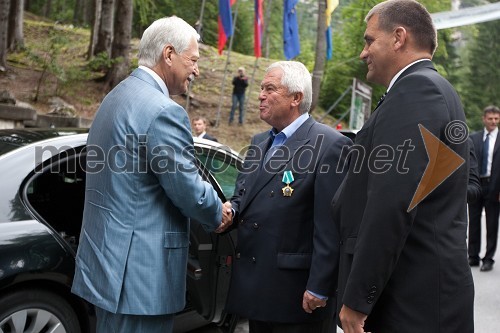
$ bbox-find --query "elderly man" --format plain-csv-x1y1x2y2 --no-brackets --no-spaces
72,16,231,333
226,61,351,333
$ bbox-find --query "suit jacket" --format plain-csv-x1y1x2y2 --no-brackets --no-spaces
332,61,474,332
470,129,500,201
72,68,222,315
467,137,481,203
226,117,352,323
202,133,218,142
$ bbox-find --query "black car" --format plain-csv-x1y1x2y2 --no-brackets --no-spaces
0,128,242,333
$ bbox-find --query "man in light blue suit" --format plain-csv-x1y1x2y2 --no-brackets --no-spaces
72,16,232,333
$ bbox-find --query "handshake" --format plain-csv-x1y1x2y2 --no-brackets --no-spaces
215,201,233,233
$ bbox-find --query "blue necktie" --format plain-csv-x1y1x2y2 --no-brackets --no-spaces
264,132,286,164
481,132,490,176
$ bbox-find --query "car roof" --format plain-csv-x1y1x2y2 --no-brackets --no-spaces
0,128,89,155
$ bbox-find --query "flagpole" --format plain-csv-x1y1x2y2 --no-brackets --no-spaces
245,0,268,113
185,0,207,113
215,0,240,128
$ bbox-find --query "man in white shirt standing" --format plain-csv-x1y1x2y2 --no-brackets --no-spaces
468,105,500,272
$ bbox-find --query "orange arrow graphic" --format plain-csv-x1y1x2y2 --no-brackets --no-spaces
407,124,465,212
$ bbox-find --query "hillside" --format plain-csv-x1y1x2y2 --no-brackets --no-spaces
0,13,337,152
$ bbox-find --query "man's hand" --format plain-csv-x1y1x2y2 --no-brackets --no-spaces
339,305,367,333
215,201,233,233
302,291,327,314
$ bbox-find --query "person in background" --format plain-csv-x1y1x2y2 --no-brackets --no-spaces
229,66,249,125
192,116,218,142
332,1,474,332
226,61,352,333
468,105,500,272
71,16,232,333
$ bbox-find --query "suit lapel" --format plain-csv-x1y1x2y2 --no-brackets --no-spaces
240,118,314,212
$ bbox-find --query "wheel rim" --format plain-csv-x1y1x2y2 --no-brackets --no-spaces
0,308,66,333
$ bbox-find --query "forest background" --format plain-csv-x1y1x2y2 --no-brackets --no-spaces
0,0,498,151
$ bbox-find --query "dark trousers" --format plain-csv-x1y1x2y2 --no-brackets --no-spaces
249,317,333,333
468,179,500,262
229,93,245,124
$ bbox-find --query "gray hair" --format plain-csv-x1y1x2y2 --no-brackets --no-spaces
266,61,312,114
366,0,437,55
138,16,200,68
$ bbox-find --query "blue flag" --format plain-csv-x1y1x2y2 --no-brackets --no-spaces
284,0,300,60
326,26,332,60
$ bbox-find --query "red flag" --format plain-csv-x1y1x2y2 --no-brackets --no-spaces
218,0,236,55
254,0,264,58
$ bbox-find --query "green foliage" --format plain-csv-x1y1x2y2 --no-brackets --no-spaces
87,51,115,72
24,25,70,100
458,19,500,130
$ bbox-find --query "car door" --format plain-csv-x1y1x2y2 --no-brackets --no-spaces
181,142,241,331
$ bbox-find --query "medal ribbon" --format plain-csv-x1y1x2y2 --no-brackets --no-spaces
282,171,294,184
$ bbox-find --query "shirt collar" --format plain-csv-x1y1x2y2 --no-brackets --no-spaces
485,127,498,139
269,113,310,142
196,131,207,138
138,66,169,97
387,59,431,92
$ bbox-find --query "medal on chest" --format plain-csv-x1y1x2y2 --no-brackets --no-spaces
281,171,295,197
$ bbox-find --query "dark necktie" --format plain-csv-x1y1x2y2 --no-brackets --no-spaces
481,132,490,176
375,91,387,109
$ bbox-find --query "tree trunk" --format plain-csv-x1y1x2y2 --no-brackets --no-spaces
43,0,51,18
94,0,114,57
7,0,23,51
73,0,83,25
104,0,132,90
0,0,10,71
311,0,326,112
88,0,102,59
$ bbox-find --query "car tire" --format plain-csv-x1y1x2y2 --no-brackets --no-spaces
0,289,81,333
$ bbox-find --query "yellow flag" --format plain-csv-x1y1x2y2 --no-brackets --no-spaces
326,0,339,27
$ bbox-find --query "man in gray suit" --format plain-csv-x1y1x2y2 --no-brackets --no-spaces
72,17,232,333
226,61,351,333
333,1,473,332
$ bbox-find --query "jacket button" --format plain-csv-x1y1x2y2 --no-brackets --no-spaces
270,191,274,197
252,257,256,262
253,223,259,229
240,219,244,224
236,253,241,259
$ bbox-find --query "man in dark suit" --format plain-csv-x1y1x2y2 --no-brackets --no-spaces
226,61,352,333
332,1,474,332
468,105,500,272
192,116,218,142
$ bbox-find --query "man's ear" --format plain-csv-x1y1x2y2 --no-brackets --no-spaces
393,26,407,51
291,92,304,107
163,45,174,65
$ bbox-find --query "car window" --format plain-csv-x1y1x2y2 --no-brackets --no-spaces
194,146,240,200
24,153,86,251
